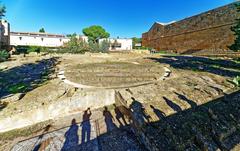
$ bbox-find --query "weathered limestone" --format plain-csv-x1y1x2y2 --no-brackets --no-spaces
0,89,115,133
0,93,25,103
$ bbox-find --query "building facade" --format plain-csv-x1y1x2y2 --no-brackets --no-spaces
99,38,132,51
0,20,10,49
142,2,239,53
76,35,88,43
10,32,70,47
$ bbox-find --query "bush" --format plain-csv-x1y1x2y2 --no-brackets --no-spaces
233,76,240,87
27,46,41,54
99,40,110,52
57,37,110,54
15,46,45,54
134,46,152,50
58,37,89,54
88,40,110,53
0,50,10,62
235,58,240,63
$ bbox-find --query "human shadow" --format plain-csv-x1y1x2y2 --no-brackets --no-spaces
174,92,197,108
61,119,79,151
139,90,240,151
129,97,151,126
150,105,166,120
146,56,240,77
81,108,92,143
33,125,52,151
163,97,182,112
0,57,59,99
103,106,117,132
114,104,128,127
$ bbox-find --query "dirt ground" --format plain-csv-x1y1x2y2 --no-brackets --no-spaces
0,52,239,150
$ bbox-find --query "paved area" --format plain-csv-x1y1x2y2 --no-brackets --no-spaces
1,53,239,151
11,108,144,151
57,65,171,89
12,119,99,151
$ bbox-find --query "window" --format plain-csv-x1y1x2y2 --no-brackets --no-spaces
19,37,22,40
111,40,122,50
60,39,62,42
41,38,44,41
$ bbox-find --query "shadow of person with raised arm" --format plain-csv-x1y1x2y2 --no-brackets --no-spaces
61,119,79,151
103,106,117,132
113,104,128,128
129,97,151,126
163,97,182,112
81,108,92,143
150,105,166,120
174,92,197,108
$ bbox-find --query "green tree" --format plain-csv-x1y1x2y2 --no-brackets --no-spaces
82,25,110,43
39,28,45,33
132,37,142,48
66,32,77,38
229,2,240,51
0,1,6,19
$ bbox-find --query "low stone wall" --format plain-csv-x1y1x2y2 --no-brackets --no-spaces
0,89,115,133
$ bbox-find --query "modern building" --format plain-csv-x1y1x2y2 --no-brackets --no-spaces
142,2,238,53
0,20,10,49
10,32,70,47
99,38,132,51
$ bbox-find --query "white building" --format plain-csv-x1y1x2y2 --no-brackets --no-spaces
76,35,88,43
99,38,132,51
10,32,70,47
0,20,10,49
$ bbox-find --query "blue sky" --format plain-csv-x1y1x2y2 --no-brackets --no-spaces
1,0,235,38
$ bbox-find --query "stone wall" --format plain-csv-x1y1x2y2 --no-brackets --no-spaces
0,20,10,49
142,2,239,53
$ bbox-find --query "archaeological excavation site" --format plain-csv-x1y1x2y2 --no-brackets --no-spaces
0,1,240,151
0,52,239,151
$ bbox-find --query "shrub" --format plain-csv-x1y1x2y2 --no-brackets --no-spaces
59,37,110,54
8,83,28,94
15,46,44,54
229,3,240,51
0,50,10,62
27,46,41,54
88,40,110,53
59,37,89,54
99,40,110,53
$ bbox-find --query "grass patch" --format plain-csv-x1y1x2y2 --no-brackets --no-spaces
157,50,170,54
234,58,240,64
8,83,28,94
233,76,240,87
189,68,203,72
210,64,221,69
